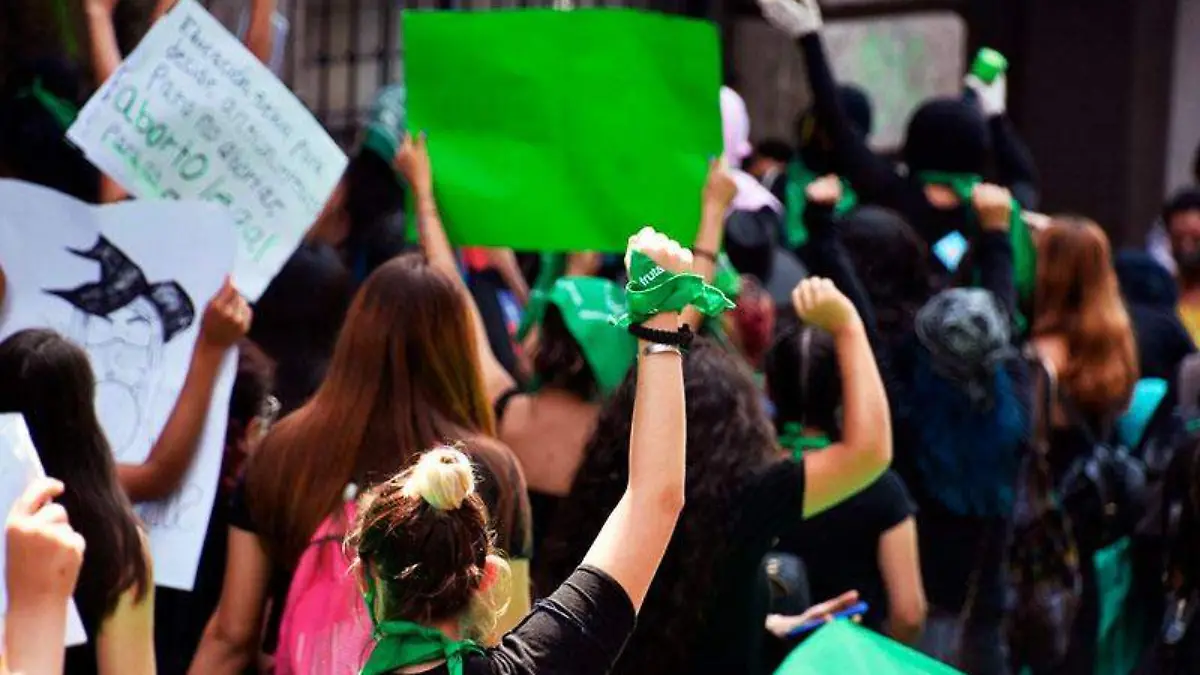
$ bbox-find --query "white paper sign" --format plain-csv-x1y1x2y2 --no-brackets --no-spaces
0,414,87,648
0,180,238,590
65,0,347,301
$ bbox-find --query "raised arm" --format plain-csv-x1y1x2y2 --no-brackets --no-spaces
971,183,1017,317
118,280,250,502
244,0,278,65
83,0,128,203
793,278,892,517
683,161,736,331
395,133,516,403
965,74,1040,209
3,479,85,675
758,0,909,210
581,229,688,611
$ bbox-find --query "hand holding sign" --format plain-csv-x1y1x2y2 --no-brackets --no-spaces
6,479,86,606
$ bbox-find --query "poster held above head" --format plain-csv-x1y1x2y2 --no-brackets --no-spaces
0,413,87,648
65,0,347,301
402,8,723,252
0,179,238,591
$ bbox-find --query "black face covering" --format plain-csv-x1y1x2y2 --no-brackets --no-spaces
1176,248,1200,281
902,98,990,176
795,85,873,173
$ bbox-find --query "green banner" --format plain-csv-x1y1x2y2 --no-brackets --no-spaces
775,620,965,674
402,9,723,251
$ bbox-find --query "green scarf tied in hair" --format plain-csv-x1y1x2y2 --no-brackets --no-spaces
778,422,832,460
784,159,858,249
17,78,79,131
359,575,483,675
542,277,638,396
361,85,408,172
918,171,1036,332
516,253,568,342
613,252,735,328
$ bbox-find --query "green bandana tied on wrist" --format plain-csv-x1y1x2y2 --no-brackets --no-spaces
918,171,1036,332
778,422,832,460
361,85,408,177
784,160,858,249
613,252,735,328
360,575,482,675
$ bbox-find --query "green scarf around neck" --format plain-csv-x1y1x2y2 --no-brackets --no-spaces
918,171,1036,332
360,575,483,675
784,159,858,249
778,422,832,461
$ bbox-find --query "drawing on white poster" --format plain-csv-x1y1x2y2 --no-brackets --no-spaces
0,414,88,647
65,0,347,301
0,179,237,591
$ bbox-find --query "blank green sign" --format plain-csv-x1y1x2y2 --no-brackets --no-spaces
402,9,723,251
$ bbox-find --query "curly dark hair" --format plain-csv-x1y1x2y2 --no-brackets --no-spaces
838,206,935,343
537,339,776,673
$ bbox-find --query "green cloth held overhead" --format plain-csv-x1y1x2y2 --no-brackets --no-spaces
361,85,408,171
545,277,638,395
775,619,965,675
917,172,1037,326
614,251,733,327
402,9,723,251
784,160,858,248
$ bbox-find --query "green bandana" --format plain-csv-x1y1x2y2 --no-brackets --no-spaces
360,575,483,675
918,171,1036,331
516,253,568,342
361,85,408,171
712,252,743,301
544,277,637,395
613,252,734,327
17,78,79,131
784,159,858,249
778,422,832,460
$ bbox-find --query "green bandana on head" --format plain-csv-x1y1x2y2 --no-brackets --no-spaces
918,171,1036,332
360,574,483,675
545,277,637,396
361,85,408,171
784,159,858,249
613,252,735,328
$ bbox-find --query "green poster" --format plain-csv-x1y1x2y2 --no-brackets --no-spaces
402,9,723,251
775,620,965,674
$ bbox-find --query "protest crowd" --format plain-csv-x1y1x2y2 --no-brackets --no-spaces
2,0,1200,673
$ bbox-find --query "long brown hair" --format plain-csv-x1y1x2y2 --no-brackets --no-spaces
0,330,149,627
1033,216,1138,420
246,253,501,569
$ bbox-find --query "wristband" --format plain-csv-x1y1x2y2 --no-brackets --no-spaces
628,323,694,348
693,248,718,263
642,343,683,358
612,252,734,327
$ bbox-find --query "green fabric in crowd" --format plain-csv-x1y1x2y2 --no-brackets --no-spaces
544,277,638,396
402,9,723,250
18,78,79,131
1093,537,1151,675
516,253,569,342
783,159,858,249
361,85,408,171
712,252,743,301
614,251,733,327
917,171,1037,331
775,619,965,674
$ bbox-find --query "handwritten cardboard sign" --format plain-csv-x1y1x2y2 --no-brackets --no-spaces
66,0,346,301
0,414,88,647
0,180,238,591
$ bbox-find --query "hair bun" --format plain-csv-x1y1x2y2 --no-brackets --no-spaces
402,447,475,511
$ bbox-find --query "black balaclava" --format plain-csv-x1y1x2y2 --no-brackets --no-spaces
796,84,874,175
902,98,991,176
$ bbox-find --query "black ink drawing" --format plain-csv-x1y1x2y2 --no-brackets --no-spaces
45,236,195,458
